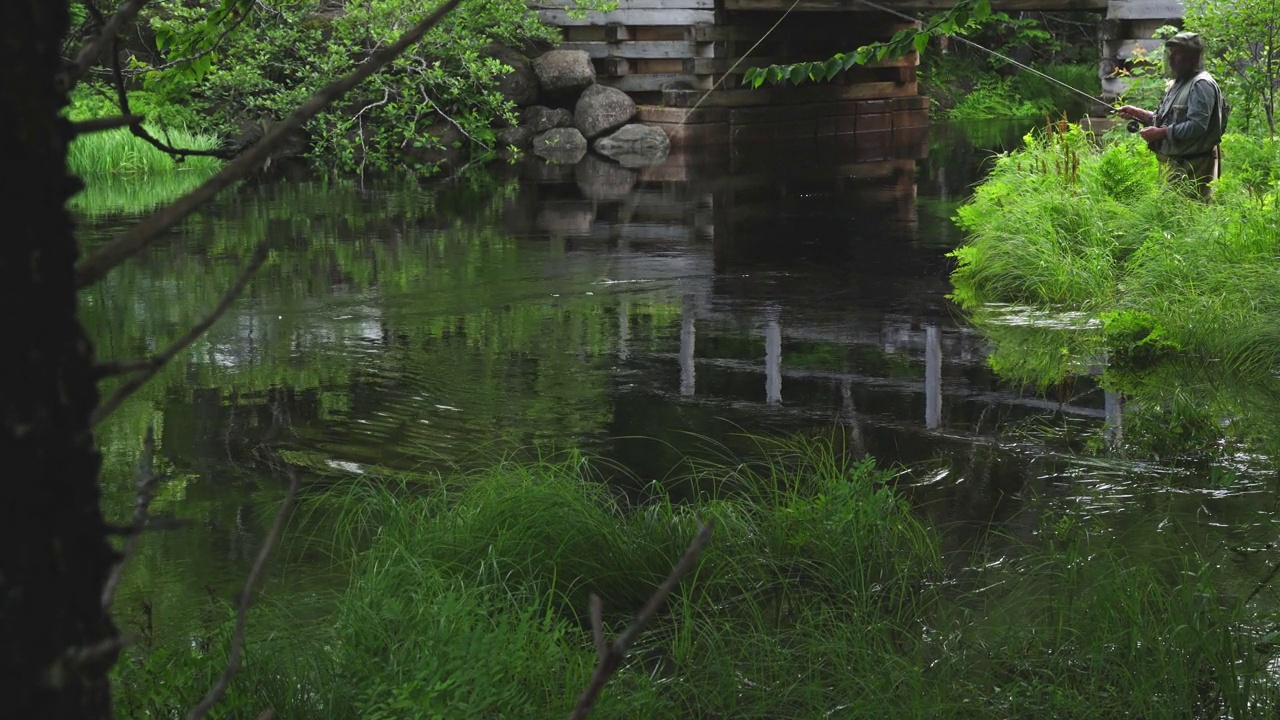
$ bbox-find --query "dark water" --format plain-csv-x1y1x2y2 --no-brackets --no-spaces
80,122,1280,634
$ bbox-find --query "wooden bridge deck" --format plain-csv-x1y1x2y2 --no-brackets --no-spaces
533,0,1185,145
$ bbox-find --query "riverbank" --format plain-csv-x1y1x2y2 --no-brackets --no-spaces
951,127,1280,372
110,438,1279,718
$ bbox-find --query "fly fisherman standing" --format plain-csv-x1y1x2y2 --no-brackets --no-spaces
1117,32,1226,200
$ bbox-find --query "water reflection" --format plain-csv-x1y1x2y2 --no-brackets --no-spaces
80,120,1280,623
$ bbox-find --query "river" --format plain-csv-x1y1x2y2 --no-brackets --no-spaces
79,121,1280,641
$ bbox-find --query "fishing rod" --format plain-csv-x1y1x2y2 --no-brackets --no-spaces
854,0,1133,123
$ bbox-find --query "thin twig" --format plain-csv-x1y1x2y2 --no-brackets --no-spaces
71,114,144,135
102,426,163,609
188,469,302,720
569,520,714,720
76,0,465,289
64,0,151,91
91,242,270,427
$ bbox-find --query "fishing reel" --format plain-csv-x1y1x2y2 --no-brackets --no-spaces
1127,119,1143,134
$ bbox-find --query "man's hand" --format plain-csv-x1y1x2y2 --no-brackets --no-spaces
1117,105,1153,123
1138,125,1168,143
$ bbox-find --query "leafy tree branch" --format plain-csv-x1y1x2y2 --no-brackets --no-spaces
742,0,993,88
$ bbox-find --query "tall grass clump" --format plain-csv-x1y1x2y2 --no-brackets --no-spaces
68,124,222,177
953,125,1280,375
111,439,1280,717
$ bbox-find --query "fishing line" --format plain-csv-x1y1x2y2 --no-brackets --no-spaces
680,0,803,122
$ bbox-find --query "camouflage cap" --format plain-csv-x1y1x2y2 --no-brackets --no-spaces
1166,32,1206,52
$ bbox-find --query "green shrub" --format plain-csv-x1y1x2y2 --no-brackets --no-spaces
132,0,562,170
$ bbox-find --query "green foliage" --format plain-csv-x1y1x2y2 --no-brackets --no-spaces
946,75,1049,120
1185,0,1280,135
105,0,561,170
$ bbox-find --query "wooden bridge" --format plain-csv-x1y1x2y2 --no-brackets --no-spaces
533,0,1185,144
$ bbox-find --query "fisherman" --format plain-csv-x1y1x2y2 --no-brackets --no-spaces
1117,32,1226,200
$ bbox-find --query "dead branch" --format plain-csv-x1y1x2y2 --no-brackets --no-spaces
569,520,715,720
75,0,465,289
71,114,144,135
64,0,151,91
188,469,302,720
91,241,270,427
102,425,164,610
105,36,235,161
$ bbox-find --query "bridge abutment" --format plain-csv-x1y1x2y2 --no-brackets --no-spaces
534,0,928,147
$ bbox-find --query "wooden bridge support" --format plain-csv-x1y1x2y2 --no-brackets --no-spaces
534,0,929,146
1098,1,1185,101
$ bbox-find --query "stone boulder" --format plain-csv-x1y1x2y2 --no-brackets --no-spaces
532,50,595,101
483,43,539,107
574,84,636,140
592,124,671,167
531,127,588,164
521,105,574,135
575,154,637,202
496,125,534,152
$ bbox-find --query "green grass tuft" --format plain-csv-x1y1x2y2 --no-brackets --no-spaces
68,124,222,177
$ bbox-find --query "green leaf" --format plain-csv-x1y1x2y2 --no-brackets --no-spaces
788,65,807,85
913,32,929,56
823,57,843,81
973,0,991,22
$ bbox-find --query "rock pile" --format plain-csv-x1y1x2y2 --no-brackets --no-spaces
488,45,670,168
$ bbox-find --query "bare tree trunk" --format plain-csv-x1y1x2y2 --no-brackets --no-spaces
1,1,120,717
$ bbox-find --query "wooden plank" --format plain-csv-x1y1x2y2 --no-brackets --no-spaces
659,120,729,146
529,0,713,7
559,40,721,58
605,73,715,91
637,58,685,74
535,8,716,25
663,81,914,107
1106,0,1184,19
637,104,729,123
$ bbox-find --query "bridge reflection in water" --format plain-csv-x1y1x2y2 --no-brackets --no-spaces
503,121,1134,555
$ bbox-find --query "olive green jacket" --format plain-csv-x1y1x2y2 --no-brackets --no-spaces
1153,71,1224,158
